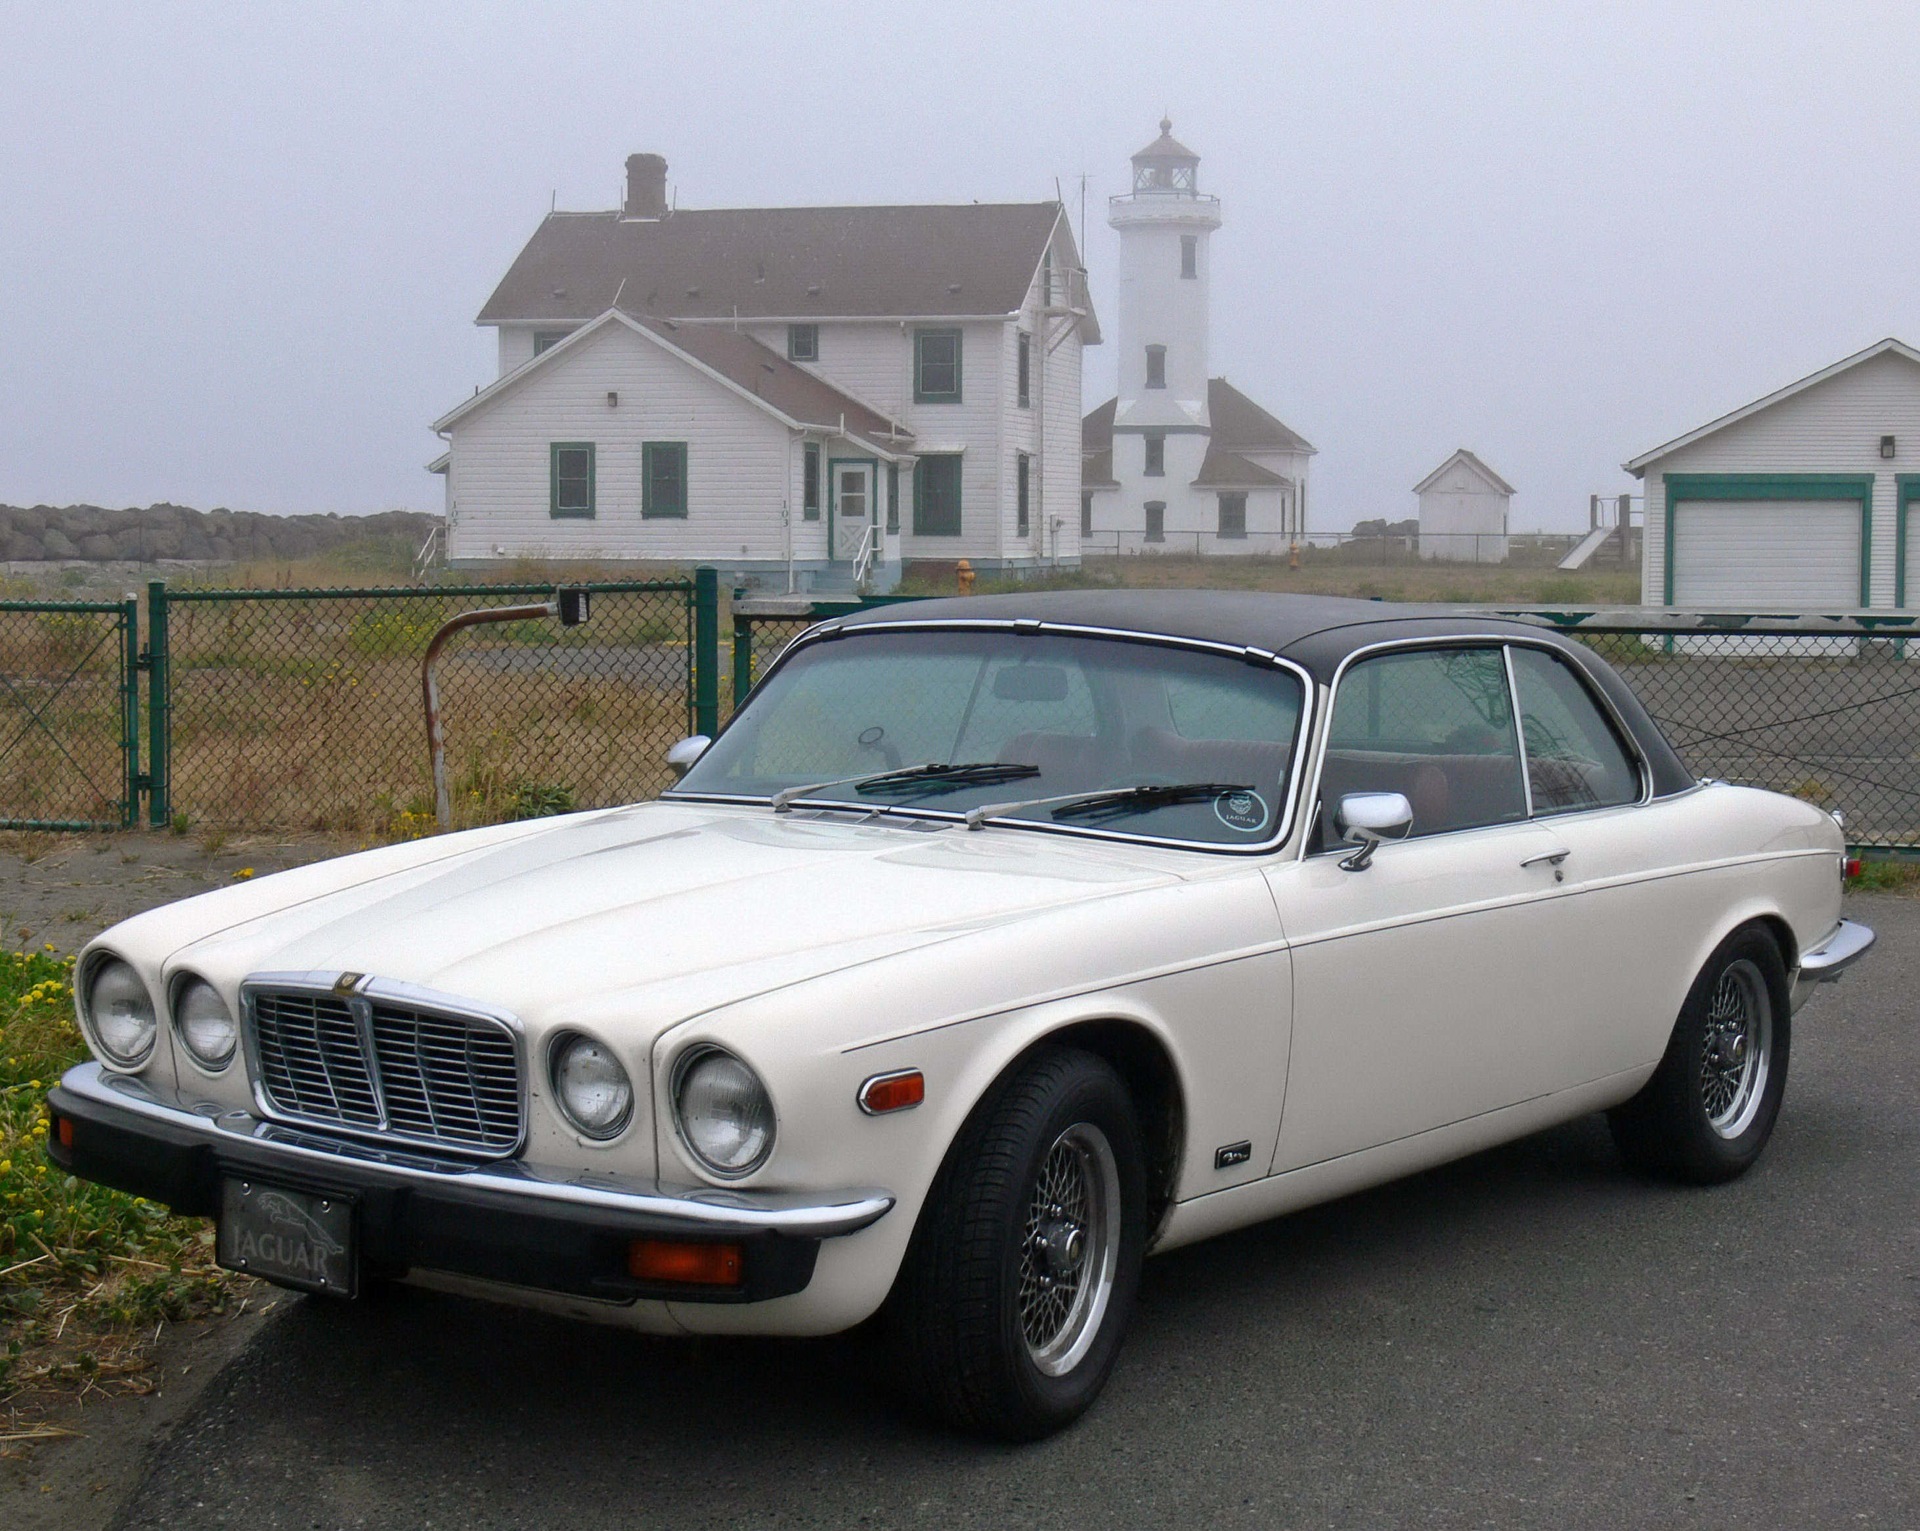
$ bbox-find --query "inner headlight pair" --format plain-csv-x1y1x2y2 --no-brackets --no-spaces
80,960,236,1071
545,1034,774,1176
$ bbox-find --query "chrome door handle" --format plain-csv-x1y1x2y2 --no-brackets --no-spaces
1520,849,1570,868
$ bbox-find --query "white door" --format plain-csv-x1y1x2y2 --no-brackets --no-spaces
1672,501,1860,607
1265,644,1590,1171
831,463,873,562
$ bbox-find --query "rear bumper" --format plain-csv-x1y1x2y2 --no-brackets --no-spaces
45,1062,892,1306
1791,918,1875,1011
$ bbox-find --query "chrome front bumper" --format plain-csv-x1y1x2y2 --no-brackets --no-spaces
47,1062,893,1305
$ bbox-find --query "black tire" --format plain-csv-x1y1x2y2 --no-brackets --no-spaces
1608,923,1791,1184
885,1045,1147,1440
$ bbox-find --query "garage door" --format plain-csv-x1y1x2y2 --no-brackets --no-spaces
1672,500,1861,607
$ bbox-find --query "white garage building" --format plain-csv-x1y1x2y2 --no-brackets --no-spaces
1628,338,1920,609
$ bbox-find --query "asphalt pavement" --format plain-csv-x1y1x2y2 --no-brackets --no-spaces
111,893,1918,1530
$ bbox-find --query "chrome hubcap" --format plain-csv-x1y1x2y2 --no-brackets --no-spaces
1017,1123,1121,1377
1701,957,1772,1139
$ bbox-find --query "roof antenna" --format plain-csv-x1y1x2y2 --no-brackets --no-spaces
550,189,556,213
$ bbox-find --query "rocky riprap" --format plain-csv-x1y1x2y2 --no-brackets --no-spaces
0,504,441,562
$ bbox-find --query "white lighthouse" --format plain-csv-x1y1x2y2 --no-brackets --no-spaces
1084,120,1314,554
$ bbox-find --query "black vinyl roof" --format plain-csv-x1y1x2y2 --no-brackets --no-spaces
826,591,1693,796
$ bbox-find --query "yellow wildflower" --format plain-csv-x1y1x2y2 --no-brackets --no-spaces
235,868,255,880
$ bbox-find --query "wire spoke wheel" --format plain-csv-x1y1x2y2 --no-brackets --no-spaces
1015,1122,1121,1377
1698,956,1772,1139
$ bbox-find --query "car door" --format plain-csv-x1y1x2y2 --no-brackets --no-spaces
1265,643,1593,1173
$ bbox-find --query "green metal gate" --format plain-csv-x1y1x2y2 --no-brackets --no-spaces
0,596,140,830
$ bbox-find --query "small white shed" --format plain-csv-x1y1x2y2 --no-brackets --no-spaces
1626,338,1920,610
1414,449,1513,563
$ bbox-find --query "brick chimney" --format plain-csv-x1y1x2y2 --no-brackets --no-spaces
623,153,668,219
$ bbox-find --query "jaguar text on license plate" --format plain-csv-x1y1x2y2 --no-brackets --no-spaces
217,1178,356,1296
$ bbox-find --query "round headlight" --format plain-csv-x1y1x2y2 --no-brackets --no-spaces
550,1033,633,1139
85,957,157,1067
673,1047,774,1177
173,976,237,1070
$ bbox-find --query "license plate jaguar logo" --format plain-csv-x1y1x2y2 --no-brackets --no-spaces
218,1180,355,1295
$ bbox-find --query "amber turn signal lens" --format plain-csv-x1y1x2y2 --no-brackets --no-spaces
857,1069,925,1115
627,1239,743,1286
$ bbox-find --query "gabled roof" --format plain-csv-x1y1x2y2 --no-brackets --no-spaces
1414,448,1514,496
1193,445,1288,488
1206,379,1315,455
477,202,1095,338
1081,379,1314,470
1081,398,1118,487
1624,337,1920,475
433,308,912,456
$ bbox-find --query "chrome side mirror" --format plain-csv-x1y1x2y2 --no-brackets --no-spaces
665,735,711,779
1335,791,1413,872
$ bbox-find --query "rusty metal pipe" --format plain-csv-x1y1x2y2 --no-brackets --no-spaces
423,602,555,828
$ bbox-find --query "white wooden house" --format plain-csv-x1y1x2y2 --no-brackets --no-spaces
434,153,1100,590
1080,122,1314,554
1627,338,1920,609
1414,449,1513,563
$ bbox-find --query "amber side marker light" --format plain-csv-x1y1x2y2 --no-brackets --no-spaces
56,1114,74,1149
627,1239,743,1286
858,1069,925,1116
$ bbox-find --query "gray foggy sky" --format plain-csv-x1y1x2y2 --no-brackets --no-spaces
5,1,1920,532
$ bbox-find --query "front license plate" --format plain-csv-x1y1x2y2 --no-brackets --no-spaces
217,1178,357,1297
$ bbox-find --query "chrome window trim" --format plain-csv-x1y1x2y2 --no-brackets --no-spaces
1300,633,1655,861
666,618,1319,858
238,970,529,1161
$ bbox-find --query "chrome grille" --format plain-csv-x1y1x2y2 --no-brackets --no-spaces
245,981,523,1156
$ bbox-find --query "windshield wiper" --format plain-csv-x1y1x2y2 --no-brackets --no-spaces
963,782,1253,831
771,761,1039,813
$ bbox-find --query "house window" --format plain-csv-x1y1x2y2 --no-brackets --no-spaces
642,441,687,519
1144,433,1165,476
1218,492,1247,539
1041,255,1054,306
914,454,963,536
915,328,962,403
1145,501,1166,543
803,442,821,521
1180,236,1197,279
1081,490,1093,537
788,324,818,362
1017,331,1031,409
549,443,595,519
1145,345,1166,389
887,460,899,533
1017,452,1031,536
533,330,572,355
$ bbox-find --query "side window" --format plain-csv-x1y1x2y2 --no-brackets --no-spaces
1510,647,1641,813
1322,647,1526,839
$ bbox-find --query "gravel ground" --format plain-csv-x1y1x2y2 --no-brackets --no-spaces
0,829,360,956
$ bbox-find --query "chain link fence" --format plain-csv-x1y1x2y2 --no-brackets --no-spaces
156,581,695,833
0,599,137,829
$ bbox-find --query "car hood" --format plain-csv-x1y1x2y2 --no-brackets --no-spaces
161,800,1195,1031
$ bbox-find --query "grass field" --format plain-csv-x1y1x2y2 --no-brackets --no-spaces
0,946,244,1424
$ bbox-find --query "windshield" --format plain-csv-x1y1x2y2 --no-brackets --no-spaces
674,628,1306,847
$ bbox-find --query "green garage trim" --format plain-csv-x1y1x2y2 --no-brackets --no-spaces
1662,473,1873,606
1897,476,1920,607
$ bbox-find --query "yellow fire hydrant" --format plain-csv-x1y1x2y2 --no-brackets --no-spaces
1288,540,1301,571
956,558,975,595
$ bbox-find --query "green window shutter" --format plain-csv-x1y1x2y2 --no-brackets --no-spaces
914,329,963,403
886,460,900,533
642,441,688,519
1017,452,1030,536
913,454,963,536
1017,331,1031,408
803,442,821,520
550,442,595,518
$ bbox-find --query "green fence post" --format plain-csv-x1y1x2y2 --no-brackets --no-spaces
146,580,170,827
121,595,140,827
731,608,753,717
693,567,720,738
